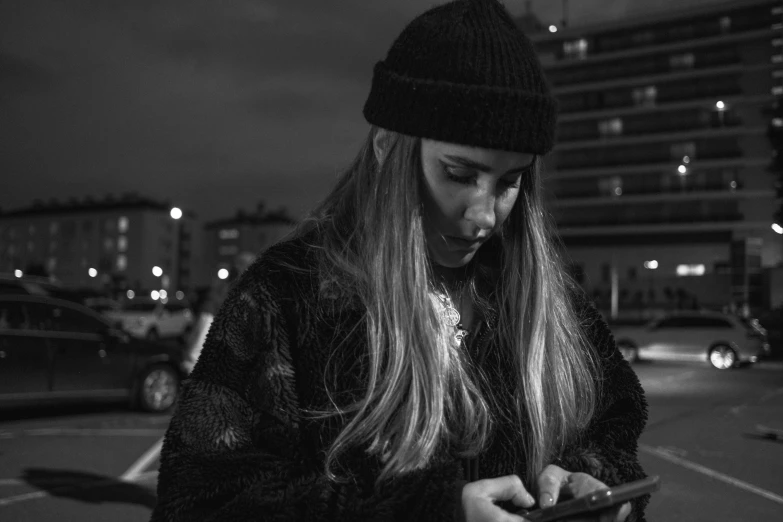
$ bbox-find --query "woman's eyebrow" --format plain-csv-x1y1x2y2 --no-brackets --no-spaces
443,154,536,174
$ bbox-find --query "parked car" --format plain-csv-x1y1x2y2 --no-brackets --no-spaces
610,310,771,370
0,294,185,412
103,298,193,343
0,273,101,305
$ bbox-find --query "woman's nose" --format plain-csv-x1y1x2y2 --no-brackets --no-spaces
464,191,496,232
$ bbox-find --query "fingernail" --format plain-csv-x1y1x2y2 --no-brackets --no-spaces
539,493,554,508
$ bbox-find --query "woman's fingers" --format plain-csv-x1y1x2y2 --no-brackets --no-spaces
536,464,570,506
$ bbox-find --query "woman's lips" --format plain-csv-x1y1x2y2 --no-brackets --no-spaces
447,236,482,250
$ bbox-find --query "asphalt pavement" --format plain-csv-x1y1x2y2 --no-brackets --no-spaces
1,359,782,521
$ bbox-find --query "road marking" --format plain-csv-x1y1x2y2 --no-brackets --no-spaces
120,437,164,481
0,472,157,507
640,444,783,505
0,428,165,439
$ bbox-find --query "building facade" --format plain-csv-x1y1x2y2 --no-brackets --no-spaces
204,204,296,282
0,194,198,296
531,0,782,311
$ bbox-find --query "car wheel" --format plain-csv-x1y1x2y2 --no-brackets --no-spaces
146,328,160,342
617,342,638,363
709,345,737,370
137,364,179,412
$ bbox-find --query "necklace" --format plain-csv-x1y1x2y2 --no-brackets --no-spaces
433,285,470,344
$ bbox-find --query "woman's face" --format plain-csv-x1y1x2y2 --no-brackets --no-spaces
419,139,536,268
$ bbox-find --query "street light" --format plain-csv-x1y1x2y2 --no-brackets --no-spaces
170,207,183,220
549,25,558,33
14,269,22,278
152,266,163,277
773,223,783,234
88,268,98,278
217,268,229,280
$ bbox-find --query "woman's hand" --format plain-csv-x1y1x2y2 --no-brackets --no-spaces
536,465,631,522
462,475,535,522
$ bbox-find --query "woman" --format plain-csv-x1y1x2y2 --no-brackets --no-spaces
151,1,649,521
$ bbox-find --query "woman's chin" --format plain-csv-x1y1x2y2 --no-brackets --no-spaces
430,249,477,268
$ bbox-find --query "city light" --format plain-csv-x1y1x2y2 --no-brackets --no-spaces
773,117,783,128
175,291,184,300
682,155,690,164
773,223,783,234
159,289,168,300
151,290,160,300
152,266,163,277
677,264,706,276
14,269,23,278
126,290,135,299
549,25,557,33
170,207,183,220
715,100,725,110
88,268,98,278
217,268,229,280
677,164,687,174
644,260,659,270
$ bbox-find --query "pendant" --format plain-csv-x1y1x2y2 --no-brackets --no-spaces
441,306,461,327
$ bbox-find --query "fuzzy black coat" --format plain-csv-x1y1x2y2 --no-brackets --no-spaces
151,234,650,521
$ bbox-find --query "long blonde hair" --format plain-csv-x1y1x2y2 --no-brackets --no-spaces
293,127,600,486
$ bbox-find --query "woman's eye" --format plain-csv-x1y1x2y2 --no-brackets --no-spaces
443,166,474,185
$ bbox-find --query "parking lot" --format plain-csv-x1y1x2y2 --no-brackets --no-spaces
1,359,782,521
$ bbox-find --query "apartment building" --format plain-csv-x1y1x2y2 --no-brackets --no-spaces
531,0,782,310
0,194,199,295
204,204,296,281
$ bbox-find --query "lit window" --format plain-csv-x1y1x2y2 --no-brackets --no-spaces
676,264,705,276
598,118,623,136
104,237,114,251
632,86,657,107
219,228,240,240
47,257,57,272
219,245,239,256
773,86,783,96
118,216,129,233
563,38,588,60
50,222,59,234
719,16,731,33
117,236,128,252
116,255,127,272
599,176,623,197
669,52,695,70
29,225,36,235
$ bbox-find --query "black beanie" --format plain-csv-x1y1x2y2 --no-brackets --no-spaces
363,0,558,155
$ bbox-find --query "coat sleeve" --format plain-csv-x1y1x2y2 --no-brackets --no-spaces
555,298,651,522
150,263,466,522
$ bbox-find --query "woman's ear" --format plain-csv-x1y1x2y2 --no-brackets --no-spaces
373,128,391,167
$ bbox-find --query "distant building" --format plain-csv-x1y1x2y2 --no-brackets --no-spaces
203,203,296,282
530,0,782,311
0,194,200,296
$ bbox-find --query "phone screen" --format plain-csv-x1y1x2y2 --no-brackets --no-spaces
517,475,661,522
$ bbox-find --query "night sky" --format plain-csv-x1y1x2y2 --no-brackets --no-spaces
0,0,729,221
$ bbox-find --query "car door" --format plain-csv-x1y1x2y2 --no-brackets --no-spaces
45,302,134,395
0,299,52,398
645,317,688,360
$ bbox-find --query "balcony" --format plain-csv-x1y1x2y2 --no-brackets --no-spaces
551,184,747,203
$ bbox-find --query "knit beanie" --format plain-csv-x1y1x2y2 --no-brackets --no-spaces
363,0,558,155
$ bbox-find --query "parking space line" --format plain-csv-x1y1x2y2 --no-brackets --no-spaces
0,428,165,439
640,444,783,505
120,437,164,482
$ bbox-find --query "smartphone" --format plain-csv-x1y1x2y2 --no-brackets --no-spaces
516,475,661,522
